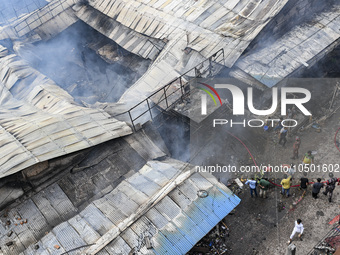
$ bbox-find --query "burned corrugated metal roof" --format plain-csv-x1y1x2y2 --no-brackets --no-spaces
9,159,240,255
73,0,290,109
0,45,132,178
79,0,289,66
0,0,48,26
0,128,169,254
236,3,340,87
0,0,78,41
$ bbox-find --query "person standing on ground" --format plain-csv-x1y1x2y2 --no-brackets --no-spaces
265,117,272,131
291,137,301,159
245,177,257,198
302,151,314,165
259,178,270,198
274,117,284,133
281,174,292,197
323,173,339,202
288,219,304,244
300,172,309,196
288,163,296,176
312,178,324,199
278,127,288,147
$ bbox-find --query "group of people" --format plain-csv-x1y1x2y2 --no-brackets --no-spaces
244,172,340,202
244,152,339,202
245,177,270,198
244,173,339,245
251,114,338,245
280,172,340,202
311,174,340,202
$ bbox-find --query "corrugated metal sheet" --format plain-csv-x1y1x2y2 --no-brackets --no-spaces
16,160,239,255
86,0,289,67
101,164,240,255
74,5,165,61
1,0,78,39
79,204,115,235
0,45,132,179
72,0,290,119
236,3,340,87
52,222,87,251
68,215,101,244
126,172,162,197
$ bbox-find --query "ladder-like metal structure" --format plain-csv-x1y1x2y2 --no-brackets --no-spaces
115,48,225,131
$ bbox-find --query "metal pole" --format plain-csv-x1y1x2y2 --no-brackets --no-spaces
146,99,153,119
164,87,169,108
128,111,136,132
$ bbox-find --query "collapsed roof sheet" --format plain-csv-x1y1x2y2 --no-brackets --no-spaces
78,0,289,111
87,0,289,67
236,3,340,87
0,0,48,25
0,45,132,178
17,159,240,255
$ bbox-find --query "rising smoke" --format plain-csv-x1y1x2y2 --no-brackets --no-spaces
10,21,150,105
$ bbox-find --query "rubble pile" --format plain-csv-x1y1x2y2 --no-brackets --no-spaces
187,221,231,255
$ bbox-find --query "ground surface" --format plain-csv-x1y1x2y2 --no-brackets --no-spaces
217,106,340,254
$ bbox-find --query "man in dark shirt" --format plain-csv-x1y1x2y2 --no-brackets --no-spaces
300,172,309,195
312,178,324,199
274,117,284,133
323,173,339,202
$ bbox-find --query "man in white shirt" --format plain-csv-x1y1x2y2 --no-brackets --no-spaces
278,127,288,147
245,177,257,198
288,219,304,244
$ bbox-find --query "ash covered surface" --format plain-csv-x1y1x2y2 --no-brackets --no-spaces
16,21,150,105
